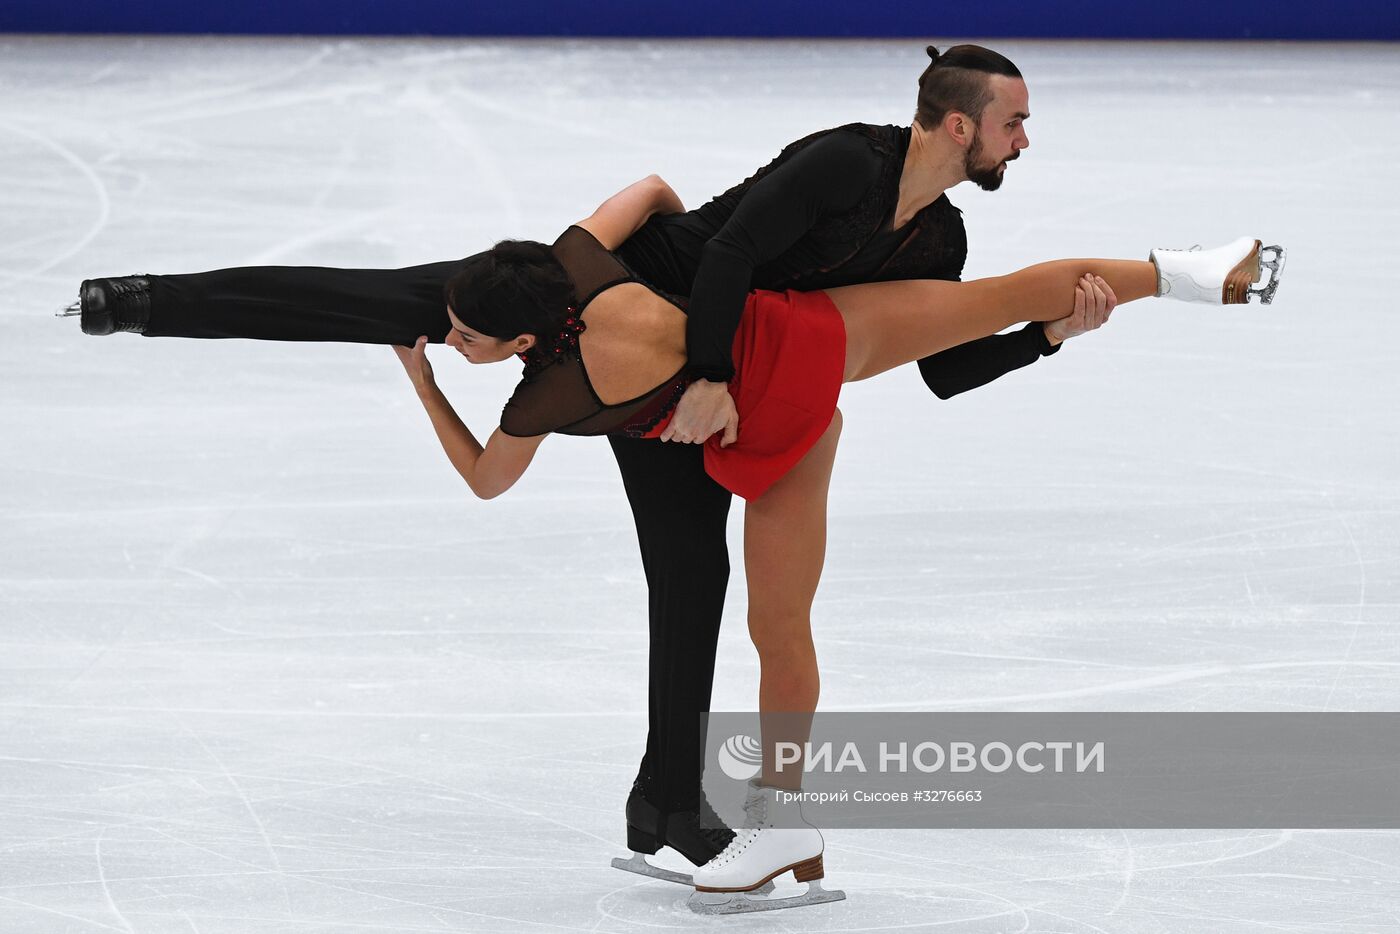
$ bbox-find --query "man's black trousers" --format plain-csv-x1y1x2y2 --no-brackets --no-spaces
142,261,730,813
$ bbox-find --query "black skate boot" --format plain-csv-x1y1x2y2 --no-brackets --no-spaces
625,777,733,864
611,775,773,892
64,277,152,335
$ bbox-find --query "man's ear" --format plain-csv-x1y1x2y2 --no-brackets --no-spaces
943,111,973,147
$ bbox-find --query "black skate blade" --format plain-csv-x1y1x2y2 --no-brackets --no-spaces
612,851,776,894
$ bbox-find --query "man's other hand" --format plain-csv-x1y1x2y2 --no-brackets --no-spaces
660,379,739,447
1044,274,1117,346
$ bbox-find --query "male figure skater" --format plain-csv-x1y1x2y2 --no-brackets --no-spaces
74,46,1116,883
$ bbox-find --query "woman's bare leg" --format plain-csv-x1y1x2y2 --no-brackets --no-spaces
828,259,1159,382
743,409,843,790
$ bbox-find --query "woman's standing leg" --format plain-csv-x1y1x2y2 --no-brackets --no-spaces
743,408,843,788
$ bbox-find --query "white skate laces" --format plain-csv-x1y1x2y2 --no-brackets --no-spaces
1149,236,1287,305
706,786,770,868
708,827,760,868
688,780,844,914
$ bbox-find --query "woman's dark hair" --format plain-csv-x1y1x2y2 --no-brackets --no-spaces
444,239,575,341
915,44,1023,130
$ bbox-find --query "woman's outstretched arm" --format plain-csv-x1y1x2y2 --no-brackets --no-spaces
575,175,685,251
393,337,546,500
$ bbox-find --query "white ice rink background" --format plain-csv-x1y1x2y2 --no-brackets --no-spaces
1,35,1398,932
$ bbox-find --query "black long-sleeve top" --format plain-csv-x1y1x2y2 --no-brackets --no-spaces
615,123,1059,400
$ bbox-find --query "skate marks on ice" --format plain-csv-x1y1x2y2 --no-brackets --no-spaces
4,33,1400,933
0,116,112,292
601,827,1394,931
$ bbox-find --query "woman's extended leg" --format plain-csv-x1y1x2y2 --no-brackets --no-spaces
829,258,1159,382
743,408,843,789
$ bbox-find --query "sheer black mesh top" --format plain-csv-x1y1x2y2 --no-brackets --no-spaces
497,226,690,438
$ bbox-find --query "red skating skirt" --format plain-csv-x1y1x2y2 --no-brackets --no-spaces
643,288,845,501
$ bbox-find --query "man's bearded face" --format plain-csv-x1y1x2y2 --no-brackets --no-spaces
964,123,1019,192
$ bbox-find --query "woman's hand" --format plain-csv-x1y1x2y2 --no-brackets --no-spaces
393,336,436,393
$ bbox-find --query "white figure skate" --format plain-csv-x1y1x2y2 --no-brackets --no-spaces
687,781,846,915
1150,236,1286,305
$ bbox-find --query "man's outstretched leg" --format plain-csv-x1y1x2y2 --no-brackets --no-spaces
71,260,466,345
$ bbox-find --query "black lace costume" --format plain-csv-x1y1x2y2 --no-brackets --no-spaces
616,123,1059,396
498,226,692,439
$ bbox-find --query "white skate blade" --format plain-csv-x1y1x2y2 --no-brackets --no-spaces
687,879,846,915
610,852,774,894
1248,244,1286,305
611,852,693,886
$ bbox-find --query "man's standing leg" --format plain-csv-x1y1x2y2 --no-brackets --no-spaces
608,434,735,863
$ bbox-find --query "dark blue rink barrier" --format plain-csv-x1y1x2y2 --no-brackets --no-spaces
3,0,1396,40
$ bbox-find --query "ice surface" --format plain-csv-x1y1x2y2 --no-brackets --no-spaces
1,34,1398,932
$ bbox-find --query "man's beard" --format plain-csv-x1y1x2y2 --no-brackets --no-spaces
965,131,1014,192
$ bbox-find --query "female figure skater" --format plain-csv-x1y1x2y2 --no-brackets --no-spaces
65,46,1190,884
387,175,1285,910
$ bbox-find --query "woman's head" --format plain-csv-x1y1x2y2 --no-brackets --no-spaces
443,239,575,364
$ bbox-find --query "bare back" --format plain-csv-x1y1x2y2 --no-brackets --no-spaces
577,282,687,405
496,226,695,440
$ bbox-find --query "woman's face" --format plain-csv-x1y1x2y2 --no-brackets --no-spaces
444,307,534,364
